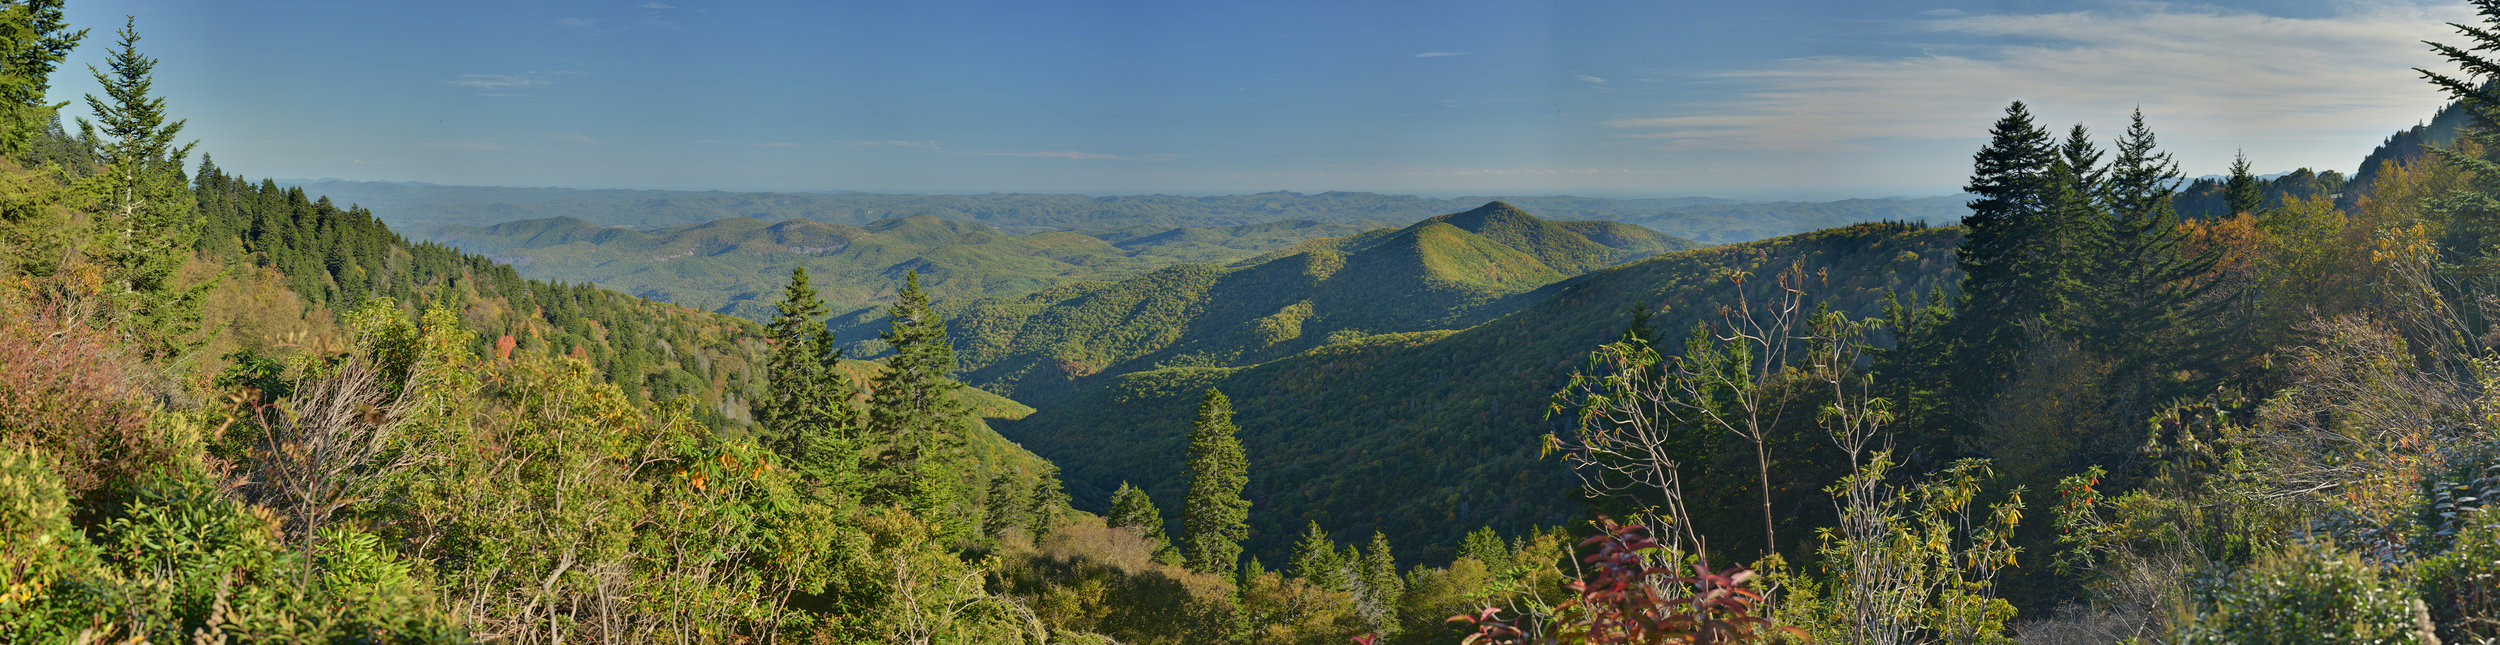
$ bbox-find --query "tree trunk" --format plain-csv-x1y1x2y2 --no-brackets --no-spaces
1757,441,1775,556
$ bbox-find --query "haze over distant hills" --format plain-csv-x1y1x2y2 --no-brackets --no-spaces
426,213,1374,321
293,180,1969,245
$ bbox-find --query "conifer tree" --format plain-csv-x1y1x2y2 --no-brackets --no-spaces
1458,526,1510,569
1026,463,1068,537
1952,101,2059,395
81,17,206,358
983,473,1026,539
1357,530,1401,627
1106,481,1166,539
1289,520,1345,589
1181,387,1250,576
762,267,860,489
2225,151,2264,216
0,0,81,157
867,270,972,528
2082,110,2225,374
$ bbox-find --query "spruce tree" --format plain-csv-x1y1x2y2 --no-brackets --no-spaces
1289,521,1343,589
1026,463,1068,537
1951,100,2058,396
2225,151,2264,216
2083,110,2225,375
762,267,861,490
0,0,82,157
1181,387,1250,576
867,270,972,529
82,17,206,358
1458,526,1510,569
1106,481,1167,540
1358,530,1401,625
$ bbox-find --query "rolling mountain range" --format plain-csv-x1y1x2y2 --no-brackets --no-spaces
920,202,1697,405
426,214,1369,321
305,179,1969,244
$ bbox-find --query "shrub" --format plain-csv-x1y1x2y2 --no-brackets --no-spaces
2415,506,2500,643
2180,542,2428,644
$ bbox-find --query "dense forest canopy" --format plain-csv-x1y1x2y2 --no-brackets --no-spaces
5,0,2500,643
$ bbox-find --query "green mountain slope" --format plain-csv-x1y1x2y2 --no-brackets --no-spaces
926,202,1697,405
191,169,1057,485
426,214,1366,322
991,222,1959,563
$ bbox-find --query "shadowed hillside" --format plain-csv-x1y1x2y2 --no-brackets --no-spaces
993,222,1959,563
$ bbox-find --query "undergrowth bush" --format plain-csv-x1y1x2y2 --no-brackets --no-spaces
2181,542,2428,644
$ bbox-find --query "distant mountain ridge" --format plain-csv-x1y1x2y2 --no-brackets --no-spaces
918,202,1698,406
427,213,1373,321
301,179,1967,245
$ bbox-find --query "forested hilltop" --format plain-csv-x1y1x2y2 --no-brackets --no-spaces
925,201,1697,405
10,0,2500,643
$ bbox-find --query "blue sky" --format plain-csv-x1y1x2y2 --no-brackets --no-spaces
50,0,2471,199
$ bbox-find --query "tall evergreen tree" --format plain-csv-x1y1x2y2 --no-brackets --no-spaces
2083,110,2226,375
1951,101,2060,395
1107,482,1182,565
1106,481,1165,538
762,267,861,489
867,270,972,528
2225,150,2264,216
1181,387,1250,576
0,0,81,157
1356,530,1401,631
1289,520,1344,590
1457,526,1510,569
81,18,206,358
1026,463,1068,537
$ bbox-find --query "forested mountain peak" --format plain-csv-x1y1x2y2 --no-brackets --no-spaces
928,202,1698,405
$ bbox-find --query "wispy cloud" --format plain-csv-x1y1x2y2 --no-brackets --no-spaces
972,150,1175,161
417,139,508,152
548,132,601,145
846,139,942,149
1604,1,2462,156
1575,73,1607,85
637,2,675,8
446,73,553,90
557,17,597,29
1412,51,1465,58
754,142,802,148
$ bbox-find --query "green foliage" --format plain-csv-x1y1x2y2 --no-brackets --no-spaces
2225,151,2263,216
867,270,976,535
1003,223,1956,564
0,445,458,643
2181,543,2428,644
1106,480,1179,564
81,18,208,358
762,266,864,491
1952,100,2061,393
1183,388,1251,576
944,202,1696,405
0,0,80,158
2416,506,2500,643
